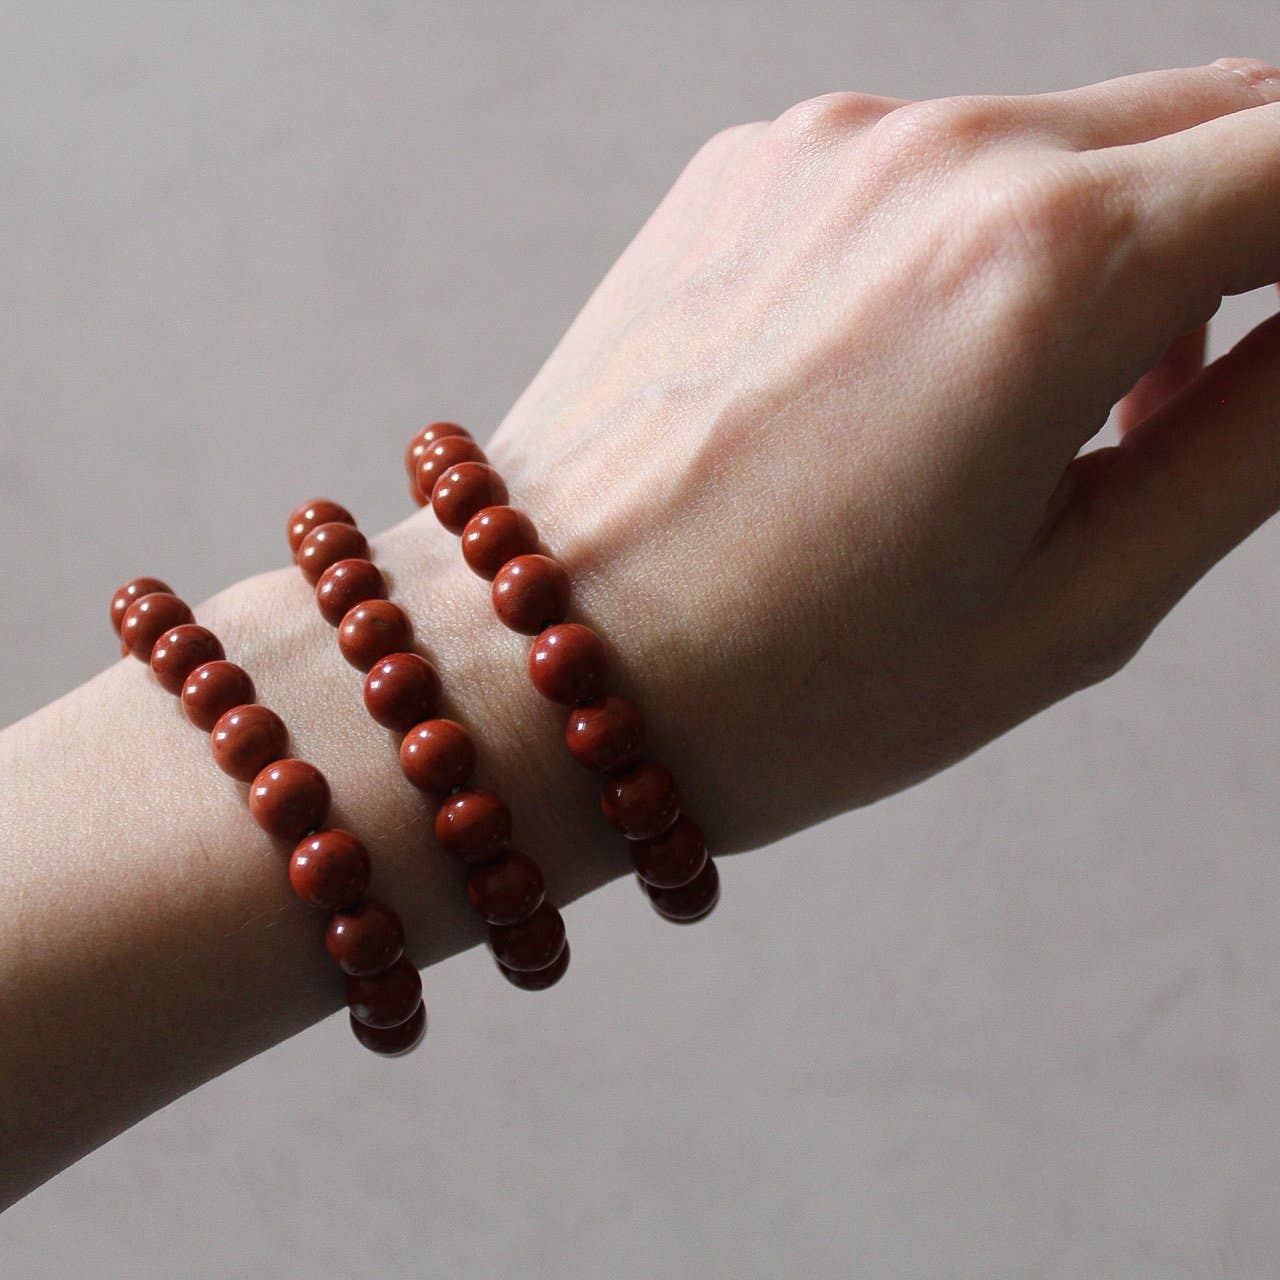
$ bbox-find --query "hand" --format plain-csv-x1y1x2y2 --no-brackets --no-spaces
486,60,1280,850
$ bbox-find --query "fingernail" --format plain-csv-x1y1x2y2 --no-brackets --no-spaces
1212,56,1280,88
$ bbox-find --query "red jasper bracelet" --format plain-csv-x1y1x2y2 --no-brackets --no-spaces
285,501,570,988
404,422,720,923
109,577,426,1056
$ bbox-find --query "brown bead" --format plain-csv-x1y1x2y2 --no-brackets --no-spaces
631,816,707,889
325,900,405,976
565,695,644,773
110,576,172,636
249,758,330,841
315,558,387,626
434,789,512,864
461,506,539,579
497,940,570,990
404,422,471,491
488,902,566,972
399,719,476,793
601,761,680,840
338,600,413,671
210,704,289,782
492,555,571,635
181,660,256,731
349,1000,426,1054
414,435,486,504
289,829,371,909
347,956,422,1028
149,624,225,695
529,622,608,705
120,593,194,662
297,521,369,586
286,498,355,556
431,462,509,535
363,652,441,732
644,857,720,923
466,850,545,925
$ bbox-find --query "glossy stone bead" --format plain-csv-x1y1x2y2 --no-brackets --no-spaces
488,902,566,972
601,761,680,840
120,593,194,661
631,816,707,889
434,789,512,864
249,758,330,841
565,695,644,773
210,704,289,782
315,557,387,626
149,624,225,695
431,462,509,535
529,623,608,705
286,498,355,556
497,940,570,990
399,718,476,793
338,600,413,672
289,829,372,909
363,652,441,732
297,521,369,586
644,857,720,923
347,956,422,1029
461,506,539,579
110,576,172,636
466,850,545,925
181,660,256,731
491,555,571,635
404,421,471,486
349,1000,426,1054
414,436,487,505
325,900,405,976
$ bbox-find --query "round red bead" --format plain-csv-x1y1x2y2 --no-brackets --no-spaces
249,758,330,841
631,816,707,889
181,660,255,731
347,956,422,1029
529,623,609,705
431,462,509,535
405,422,471,496
325,900,405,976
315,558,387,627
601,761,680,840
488,902,566,972
565,695,644,773
349,1000,426,1054
414,436,486,505
461,506,539,579
399,718,476,793
149,624,225,695
289,829,372,909
644,858,720,923
434,789,512,863
492,555,571,635
287,499,355,556
363,652,441,732
120,593,194,662
211,704,289,782
110,576,172,636
297,521,369,586
338,600,414,671
466,850,545,925
497,940,570,990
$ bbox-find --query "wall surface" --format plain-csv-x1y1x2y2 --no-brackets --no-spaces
3,3,1279,1276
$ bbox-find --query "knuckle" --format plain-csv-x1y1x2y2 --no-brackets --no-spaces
868,95,1011,159
767,92,881,151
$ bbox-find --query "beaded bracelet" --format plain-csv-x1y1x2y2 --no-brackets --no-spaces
404,423,720,923
285,501,570,988
109,577,426,1055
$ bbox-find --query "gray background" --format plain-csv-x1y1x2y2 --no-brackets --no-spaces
3,3,1280,1276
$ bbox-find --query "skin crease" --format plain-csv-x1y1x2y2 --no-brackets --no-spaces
4,59,1280,1208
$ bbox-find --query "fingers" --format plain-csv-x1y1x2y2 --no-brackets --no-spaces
1021,59,1280,150
1115,325,1207,435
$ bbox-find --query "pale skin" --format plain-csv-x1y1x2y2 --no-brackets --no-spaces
3,59,1280,1210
